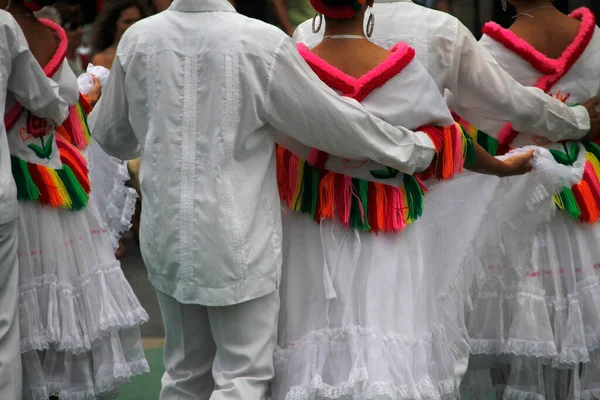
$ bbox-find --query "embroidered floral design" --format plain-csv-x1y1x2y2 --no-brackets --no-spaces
27,133,54,160
370,166,400,180
26,112,49,139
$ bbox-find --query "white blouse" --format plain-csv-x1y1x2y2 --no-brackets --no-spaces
89,0,438,306
293,0,591,141
0,11,69,225
475,9,600,148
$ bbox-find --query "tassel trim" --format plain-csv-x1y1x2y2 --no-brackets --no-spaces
472,128,600,224
416,122,476,181
276,122,475,234
11,136,90,211
277,146,424,233
58,98,92,150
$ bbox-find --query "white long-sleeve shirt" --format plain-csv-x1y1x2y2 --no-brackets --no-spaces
294,0,591,141
0,10,69,225
89,0,435,306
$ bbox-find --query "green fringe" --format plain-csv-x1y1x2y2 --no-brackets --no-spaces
403,174,424,221
462,131,477,168
476,130,499,157
300,163,319,216
558,187,581,220
350,178,371,231
583,141,600,160
11,156,40,202
57,166,88,211
10,156,89,211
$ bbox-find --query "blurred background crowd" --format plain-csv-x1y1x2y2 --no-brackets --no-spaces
40,0,600,89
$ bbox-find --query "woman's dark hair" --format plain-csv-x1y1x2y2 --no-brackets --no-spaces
91,0,146,52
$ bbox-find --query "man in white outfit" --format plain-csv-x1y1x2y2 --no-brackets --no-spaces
89,0,447,398
0,10,68,400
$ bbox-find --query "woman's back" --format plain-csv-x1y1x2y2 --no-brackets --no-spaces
475,7,600,150
510,7,581,59
14,17,57,67
311,39,393,79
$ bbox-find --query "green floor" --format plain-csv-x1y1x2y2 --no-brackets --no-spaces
117,348,164,399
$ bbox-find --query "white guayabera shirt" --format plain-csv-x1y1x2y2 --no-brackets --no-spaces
294,0,591,141
90,0,437,307
0,10,68,225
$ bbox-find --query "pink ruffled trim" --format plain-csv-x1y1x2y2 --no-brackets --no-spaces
482,8,596,147
5,18,68,131
298,42,416,102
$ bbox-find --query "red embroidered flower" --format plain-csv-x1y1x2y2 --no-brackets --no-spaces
26,112,49,139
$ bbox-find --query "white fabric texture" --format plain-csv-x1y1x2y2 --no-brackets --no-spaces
0,10,68,225
87,139,138,251
155,289,280,400
0,219,23,400
293,0,590,142
273,42,562,399
458,10,600,400
6,56,149,399
77,64,110,95
89,0,444,307
275,163,560,400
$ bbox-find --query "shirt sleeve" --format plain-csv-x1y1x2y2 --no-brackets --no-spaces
89,55,141,160
264,37,435,175
445,22,590,142
5,19,69,125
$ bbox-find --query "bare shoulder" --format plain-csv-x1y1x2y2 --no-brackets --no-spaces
92,53,112,69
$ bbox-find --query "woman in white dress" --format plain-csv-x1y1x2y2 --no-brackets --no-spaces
458,2,600,398
2,0,149,398
271,0,564,399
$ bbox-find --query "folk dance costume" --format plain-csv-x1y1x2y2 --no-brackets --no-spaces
0,10,69,400
293,0,591,144
88,0,472,397
273,8,568,397
5,19,149,400
457,8,600,399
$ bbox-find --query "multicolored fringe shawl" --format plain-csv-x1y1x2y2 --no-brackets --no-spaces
8,104,92,211
4,19,92,211
276,123,475,234
460,116,600,225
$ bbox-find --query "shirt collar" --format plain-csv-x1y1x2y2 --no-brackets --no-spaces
170,0,236,13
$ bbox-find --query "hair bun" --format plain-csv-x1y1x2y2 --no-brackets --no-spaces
310,0,366,19
24,0,58,12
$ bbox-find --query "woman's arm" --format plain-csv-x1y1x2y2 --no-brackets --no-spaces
468,144,533,177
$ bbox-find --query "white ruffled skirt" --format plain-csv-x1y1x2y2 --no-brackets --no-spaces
87,139,138,251
17,200,149,400
274,149,559,400
461,147,600,399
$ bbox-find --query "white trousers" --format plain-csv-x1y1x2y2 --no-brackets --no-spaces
0,219,21,399
156,289,280,400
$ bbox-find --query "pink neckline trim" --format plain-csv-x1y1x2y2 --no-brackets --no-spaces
297,42,416,102
5,19,68,131
482,7,596,146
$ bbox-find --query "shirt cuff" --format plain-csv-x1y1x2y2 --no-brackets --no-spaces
570,105,591,140
413,130,437,173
